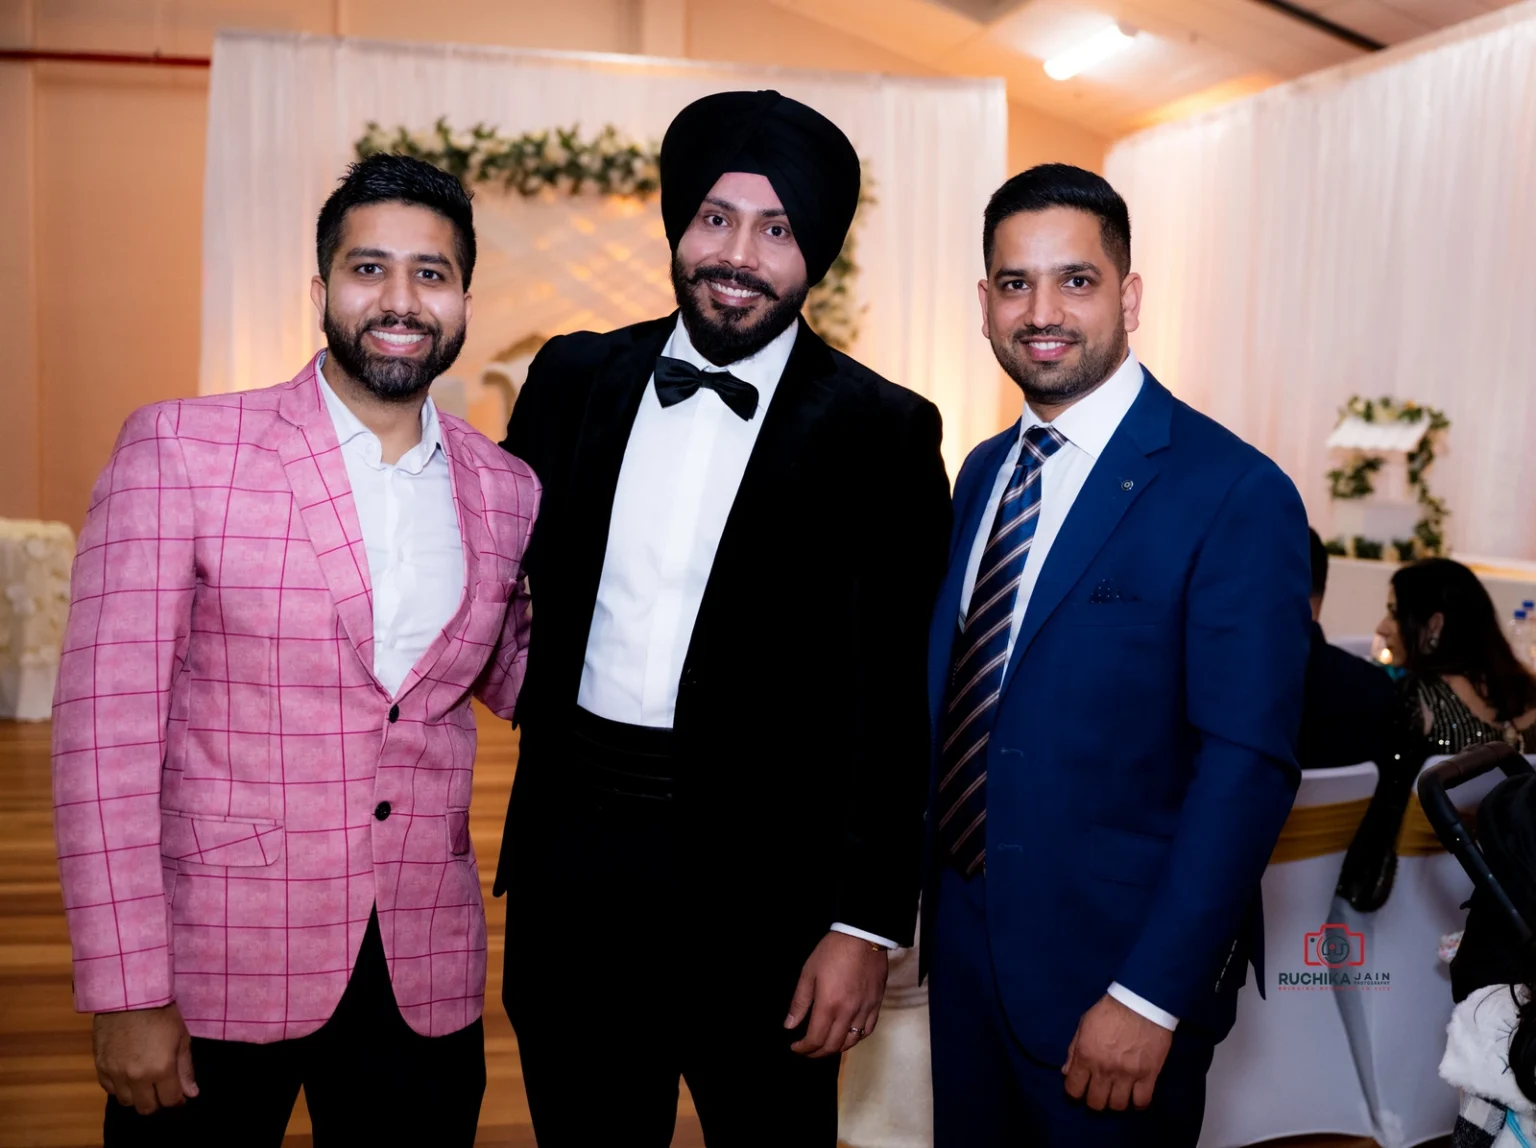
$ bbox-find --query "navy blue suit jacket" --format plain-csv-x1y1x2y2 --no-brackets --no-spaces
922,370,1311,1063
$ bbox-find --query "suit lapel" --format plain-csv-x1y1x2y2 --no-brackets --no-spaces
997,375,1175,699
928,426,1018,733
275,357,380,686
391,420,484,701
688,324,839,658
560,316,677,648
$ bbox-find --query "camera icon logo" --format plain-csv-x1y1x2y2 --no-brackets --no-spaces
1304,923,1366,968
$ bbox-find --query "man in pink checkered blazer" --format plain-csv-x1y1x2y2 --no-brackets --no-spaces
52,155,537,1146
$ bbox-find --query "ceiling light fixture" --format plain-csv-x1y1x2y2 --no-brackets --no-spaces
1043,23,1137,81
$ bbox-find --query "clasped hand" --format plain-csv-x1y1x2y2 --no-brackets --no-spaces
1061,994,1172,1112
94,1002,199,1115
782,931,889,1058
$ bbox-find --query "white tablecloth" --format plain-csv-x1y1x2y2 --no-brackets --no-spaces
839,925,932,1148
1199,764,1379,1148
1337,755,1536,1148
0,519,74,721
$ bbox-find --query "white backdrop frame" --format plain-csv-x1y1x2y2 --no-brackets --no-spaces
200,30,1009,479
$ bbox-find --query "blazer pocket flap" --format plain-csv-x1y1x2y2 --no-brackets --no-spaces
161,810,284,867
1088,824,1171,887
447,809,472,856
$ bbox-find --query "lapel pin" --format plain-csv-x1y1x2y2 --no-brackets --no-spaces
1121,479,1135,491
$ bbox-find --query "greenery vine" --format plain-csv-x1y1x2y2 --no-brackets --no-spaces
1326,395,1451,559
355,118,872,350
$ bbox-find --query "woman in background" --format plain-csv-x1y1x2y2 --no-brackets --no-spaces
1378,558,1536,755
1340,559,1536,910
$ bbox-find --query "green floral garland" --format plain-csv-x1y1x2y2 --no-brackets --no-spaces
355,118,871,350
1326,395,1451,558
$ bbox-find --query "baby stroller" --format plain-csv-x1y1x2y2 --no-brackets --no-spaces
1420,743,1536,1147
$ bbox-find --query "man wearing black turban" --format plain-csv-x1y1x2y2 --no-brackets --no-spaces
494,91,951,1145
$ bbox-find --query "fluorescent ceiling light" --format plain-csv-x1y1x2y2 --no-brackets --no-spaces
1044,23,1137,81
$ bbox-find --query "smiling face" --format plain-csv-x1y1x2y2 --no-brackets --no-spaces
979,205,1142,419
310,200,471,402
670,172,810,366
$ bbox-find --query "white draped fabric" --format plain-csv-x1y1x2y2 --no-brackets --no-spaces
1106,3,1536,559
0,519,74,721
200,31,1008,479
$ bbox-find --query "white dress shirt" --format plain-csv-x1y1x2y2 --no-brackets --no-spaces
958,351,1178,1031
577,317,896,951
578,315,797,727
319,361,465,698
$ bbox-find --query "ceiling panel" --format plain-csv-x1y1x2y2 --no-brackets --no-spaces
764,0,1524,137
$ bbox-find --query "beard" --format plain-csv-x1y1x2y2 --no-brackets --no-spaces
671,256,808,367
322,307,466,403
990,321,1128,410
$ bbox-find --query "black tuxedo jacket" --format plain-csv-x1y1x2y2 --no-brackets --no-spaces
492,314,951,956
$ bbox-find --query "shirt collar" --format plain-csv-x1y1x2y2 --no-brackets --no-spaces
661,314,800,414
1022,350,1145,461
316,351,444,475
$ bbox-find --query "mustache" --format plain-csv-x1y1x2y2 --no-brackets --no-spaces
1011,325,1081,343
687,264,781,301
362,313,436,334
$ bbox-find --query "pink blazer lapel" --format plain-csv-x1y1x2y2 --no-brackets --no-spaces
390,420,487,701
274,356,379,683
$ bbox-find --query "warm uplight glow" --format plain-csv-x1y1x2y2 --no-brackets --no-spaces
1044,24,1137,81
1377,648,1394,665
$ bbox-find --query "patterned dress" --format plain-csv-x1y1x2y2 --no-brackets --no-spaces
1401,675,1536,756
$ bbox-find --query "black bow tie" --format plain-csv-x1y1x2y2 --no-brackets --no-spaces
653,355,760,421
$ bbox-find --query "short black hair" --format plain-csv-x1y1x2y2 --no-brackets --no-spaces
1309,528,1329,598
316,153,476,289
982,163,1131,278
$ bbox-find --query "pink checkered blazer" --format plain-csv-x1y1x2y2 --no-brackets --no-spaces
52,355,539,1042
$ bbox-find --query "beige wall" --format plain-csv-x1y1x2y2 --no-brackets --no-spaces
0,57,39,521
1009,104,1107,175
4,0,1108,528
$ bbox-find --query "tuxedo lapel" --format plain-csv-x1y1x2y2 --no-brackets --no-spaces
998,377,1175,699
275,359,379,687
688,324,839,657
559,316,677,648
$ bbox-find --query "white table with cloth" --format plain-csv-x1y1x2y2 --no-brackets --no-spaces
0,518,74,721
1199,763,1378,1148
1335,754,1536,1148
839,926,933,1148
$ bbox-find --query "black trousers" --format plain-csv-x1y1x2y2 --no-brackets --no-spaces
502,708,841,1147
104,907,485,1148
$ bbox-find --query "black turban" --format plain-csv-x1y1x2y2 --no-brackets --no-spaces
659,90,861,288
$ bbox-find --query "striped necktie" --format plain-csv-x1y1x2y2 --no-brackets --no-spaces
936,425,1066,878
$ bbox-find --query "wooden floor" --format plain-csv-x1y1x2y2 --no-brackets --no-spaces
0,707,705,1148
0,711,1423,1147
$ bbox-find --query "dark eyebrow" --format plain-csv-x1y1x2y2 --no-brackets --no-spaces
344,247,455,270
702,196,789,221
992,261,1102,281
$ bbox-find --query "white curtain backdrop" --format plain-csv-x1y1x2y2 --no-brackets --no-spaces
1106,2,1536,559
201,31,1008,479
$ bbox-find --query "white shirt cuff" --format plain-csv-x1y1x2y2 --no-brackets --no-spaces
1108,982,1179,1031
830,922,899,950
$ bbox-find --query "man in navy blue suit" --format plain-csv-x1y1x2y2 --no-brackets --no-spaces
924,164,1311,1146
